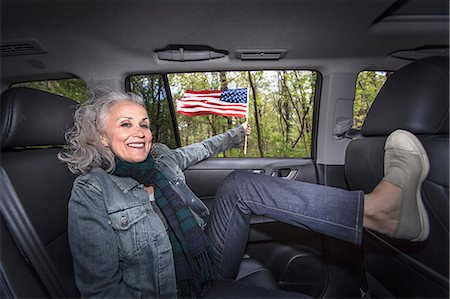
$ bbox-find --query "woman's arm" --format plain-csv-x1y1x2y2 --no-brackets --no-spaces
68,179,138,298
172,124,246,171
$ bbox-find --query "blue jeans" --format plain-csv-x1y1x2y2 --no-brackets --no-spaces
206,170,364,280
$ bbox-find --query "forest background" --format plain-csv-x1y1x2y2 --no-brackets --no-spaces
17,70,389,158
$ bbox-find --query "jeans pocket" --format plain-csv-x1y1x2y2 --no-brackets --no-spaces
109,205,149,256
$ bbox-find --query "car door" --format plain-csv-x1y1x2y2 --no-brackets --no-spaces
185,157,318,212
127,70,356,297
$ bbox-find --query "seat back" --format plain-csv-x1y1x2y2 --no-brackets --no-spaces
345,57,449,298
0,87,79,297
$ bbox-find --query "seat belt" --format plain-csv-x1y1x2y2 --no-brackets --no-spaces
0,264,14,299
0,167,67,298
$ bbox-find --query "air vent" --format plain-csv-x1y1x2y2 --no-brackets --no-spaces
236,49,288,60
1,39,47,57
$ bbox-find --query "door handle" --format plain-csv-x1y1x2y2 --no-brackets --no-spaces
271,168,298,180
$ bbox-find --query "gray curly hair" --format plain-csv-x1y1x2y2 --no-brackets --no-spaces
58,90,146,175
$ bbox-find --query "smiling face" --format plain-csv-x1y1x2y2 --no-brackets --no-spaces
100,101,152,163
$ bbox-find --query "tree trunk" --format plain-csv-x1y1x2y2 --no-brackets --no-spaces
247,71,264,157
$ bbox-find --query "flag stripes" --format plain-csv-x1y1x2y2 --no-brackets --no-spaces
176,88,248,118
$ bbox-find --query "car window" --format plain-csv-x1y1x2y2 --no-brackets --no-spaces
128,74,178,149
353,71,392,129
12,78,90,103
129,70,318,158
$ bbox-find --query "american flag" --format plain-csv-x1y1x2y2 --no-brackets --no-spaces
176,88,248,118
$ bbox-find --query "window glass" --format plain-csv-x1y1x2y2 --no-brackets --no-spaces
13,78,90,103
129,70,317,158
353,71,392,129
129,74,177,148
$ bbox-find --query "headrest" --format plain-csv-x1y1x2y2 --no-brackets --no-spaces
1,87,78,149
361,56,449,136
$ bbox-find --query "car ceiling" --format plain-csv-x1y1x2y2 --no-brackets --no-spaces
1,0,448,84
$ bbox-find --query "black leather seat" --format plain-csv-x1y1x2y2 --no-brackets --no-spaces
345,56,449,298
0,87,278,297
0,87,80,297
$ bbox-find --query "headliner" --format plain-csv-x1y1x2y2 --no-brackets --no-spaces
1,0,448,84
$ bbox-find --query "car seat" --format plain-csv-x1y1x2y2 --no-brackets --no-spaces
0,87,79,297
345,56,449,298
0,87,278,298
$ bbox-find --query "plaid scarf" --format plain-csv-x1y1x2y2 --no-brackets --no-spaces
113,155,214,298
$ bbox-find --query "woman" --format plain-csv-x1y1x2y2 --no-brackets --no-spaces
60,91,429,298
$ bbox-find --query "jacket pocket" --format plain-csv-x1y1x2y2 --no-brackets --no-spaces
109,205,149,257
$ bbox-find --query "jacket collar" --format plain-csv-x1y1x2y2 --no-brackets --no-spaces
109,174,143,192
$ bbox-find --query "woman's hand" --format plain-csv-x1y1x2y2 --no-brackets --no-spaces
242,122,252,136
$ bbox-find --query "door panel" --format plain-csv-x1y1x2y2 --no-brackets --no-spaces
184,157,318,233
185,157,328,297
184,157,317,202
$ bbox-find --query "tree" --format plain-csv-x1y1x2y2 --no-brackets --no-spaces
131,70,318,158
129,75,177,148
353,71,390,129
248,71,265,157
15,78,90,103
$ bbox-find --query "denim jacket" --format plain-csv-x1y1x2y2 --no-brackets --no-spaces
68,125,245,298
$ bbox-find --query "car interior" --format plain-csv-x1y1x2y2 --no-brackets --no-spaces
1,0,449,298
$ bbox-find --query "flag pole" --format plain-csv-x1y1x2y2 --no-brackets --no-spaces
244,87,250,155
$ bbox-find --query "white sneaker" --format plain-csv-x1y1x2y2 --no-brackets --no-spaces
384,129,430,241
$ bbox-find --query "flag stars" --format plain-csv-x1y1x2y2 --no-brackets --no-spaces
221,88,247,104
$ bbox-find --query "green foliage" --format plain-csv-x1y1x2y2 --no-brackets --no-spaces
167,70,317,158
13,78,90,104
13,70,390,159
129,75,177,148
353,71,391,129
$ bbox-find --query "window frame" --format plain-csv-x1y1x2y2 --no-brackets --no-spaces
10,77,90,103
126,69,322,160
